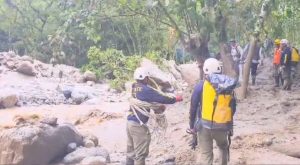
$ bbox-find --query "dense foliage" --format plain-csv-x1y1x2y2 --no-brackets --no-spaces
1,0,300,89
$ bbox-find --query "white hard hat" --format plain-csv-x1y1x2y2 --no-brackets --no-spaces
280,39,288,45
134,67,149,80
203,58,222,75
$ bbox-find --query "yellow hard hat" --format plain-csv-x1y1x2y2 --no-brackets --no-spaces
274,39,281,45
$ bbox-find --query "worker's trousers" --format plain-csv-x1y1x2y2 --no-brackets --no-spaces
198,128,229,165
126,120,151,165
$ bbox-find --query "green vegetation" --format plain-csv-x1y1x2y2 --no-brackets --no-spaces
83,47,163,91
1,0,300,89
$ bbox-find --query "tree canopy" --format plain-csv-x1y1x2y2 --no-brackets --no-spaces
0,0,299,89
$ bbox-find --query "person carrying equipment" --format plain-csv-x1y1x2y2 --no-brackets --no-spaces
126,67,183,165
188,58,237,165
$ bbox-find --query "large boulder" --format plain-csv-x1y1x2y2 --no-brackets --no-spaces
84,71,97,82
0,124,83,165
18,55,33,63
140,58,175,91
71,87,88,104
0,89,18,108
164,60,182,80
62,147,110,165
178,63,199,86
5,60,16,70
16,61,36,76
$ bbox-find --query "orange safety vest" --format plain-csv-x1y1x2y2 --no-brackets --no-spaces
273,48,281,65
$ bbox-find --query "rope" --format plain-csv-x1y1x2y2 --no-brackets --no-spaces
129,98,168,142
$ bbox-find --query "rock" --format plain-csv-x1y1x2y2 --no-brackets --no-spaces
63,90,72,100
87,81,95,86
40,117,58,126
18,55,33,63
71,88,88,104
85,135,99,146
164,60,182,80
178,63,199,86
7,51,17,58
76,74,85,83
62,147,110,164
81,156,106,165
0,89,18,108
140,58,174,91
84,139,96,148
281,101,291,107
5,60,16,70
81,98,102,105
0,124,83,165
165,155,176,162
67,143,77,153
84,71,97,82
272,143,300,158
16,61,36,76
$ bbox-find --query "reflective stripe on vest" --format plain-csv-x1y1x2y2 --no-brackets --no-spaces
201,80,233,130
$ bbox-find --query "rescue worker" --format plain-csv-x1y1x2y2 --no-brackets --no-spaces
280,39,292,90
273,39,282,87
189,58,237,165
242,41,264,85
230,40,243,80
291,46,300,78
126,67,183,165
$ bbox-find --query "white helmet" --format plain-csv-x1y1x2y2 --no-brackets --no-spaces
280,39,288,45
203,58,222,75
134,67,149,80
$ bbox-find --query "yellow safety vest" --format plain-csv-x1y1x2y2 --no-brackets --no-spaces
292,48,300,62
201,80,233,130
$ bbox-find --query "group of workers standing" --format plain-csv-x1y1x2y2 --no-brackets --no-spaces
273,39,299,90
125,38,299,165
229,38,299,89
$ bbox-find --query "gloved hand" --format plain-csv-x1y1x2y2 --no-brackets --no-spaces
189,134,198,150
175,95,183,102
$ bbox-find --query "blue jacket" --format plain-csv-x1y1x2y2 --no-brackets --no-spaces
189,81,203,129
128,82,176,124
280,47,292,67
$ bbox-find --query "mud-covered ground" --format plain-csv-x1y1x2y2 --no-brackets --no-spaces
0,58,300,164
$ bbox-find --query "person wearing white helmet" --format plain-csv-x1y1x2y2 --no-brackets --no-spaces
188,58,237,165
280,39,292,90
126,67,183,165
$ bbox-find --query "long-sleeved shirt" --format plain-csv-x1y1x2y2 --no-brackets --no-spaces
280,47,292,67
128,82,176,124
189,81,203,129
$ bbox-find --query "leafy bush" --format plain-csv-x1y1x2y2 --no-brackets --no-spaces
83,47,166,91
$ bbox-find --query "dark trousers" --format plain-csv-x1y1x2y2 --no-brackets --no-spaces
250,63,259,85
